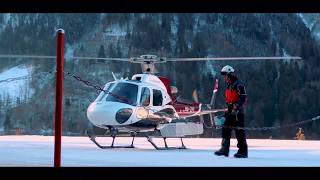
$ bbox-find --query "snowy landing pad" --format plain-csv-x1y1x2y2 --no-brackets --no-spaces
0,136,320,167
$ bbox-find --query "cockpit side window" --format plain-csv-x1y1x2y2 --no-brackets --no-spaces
153,89,163,106
140,87,150,106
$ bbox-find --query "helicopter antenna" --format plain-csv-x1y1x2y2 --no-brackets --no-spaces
111,72,117,81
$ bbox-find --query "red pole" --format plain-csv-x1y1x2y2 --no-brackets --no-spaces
54,29,64,168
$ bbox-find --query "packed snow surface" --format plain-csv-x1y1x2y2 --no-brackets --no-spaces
0,136,320,167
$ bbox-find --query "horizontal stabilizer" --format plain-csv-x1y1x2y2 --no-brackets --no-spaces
182,108,226,118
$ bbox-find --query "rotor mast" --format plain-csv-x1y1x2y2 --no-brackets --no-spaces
130,55,166,74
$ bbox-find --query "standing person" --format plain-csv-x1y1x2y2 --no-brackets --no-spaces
214,65,248,158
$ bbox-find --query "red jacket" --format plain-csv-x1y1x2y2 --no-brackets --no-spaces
225,78,247,113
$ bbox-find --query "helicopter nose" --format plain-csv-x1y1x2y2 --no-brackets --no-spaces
87,102,114,126
87,102,134,126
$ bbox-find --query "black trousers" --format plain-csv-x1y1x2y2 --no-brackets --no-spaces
222,113,247,150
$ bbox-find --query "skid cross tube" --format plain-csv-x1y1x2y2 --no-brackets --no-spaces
86,131,135,149
146,137,187,150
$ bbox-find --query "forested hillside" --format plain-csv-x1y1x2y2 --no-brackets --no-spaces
0,13,319,139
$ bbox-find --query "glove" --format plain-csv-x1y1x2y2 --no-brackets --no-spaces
231,104,240,116
223,111,228,117
231,109,239,116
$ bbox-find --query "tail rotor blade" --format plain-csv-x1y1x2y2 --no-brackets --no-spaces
210,79,219,108
192,89,204,124
192,89,199,103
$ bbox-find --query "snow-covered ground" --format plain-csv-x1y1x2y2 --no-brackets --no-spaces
0,136,320,167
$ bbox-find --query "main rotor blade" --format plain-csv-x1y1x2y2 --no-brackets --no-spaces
0,54,302,62
72,56,130,62
0,54,130,62
0,54,56,59
166,56,302,61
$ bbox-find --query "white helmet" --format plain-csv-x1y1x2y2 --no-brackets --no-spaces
221,65,235,75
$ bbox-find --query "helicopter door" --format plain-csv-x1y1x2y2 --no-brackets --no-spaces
152,89,163,107
139,87,151,107
150,89,164,115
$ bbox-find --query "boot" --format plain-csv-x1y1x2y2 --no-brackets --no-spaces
234,143,248,158
214,138,230,157
234,149,248,158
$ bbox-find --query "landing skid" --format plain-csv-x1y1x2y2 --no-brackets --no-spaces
86,130,187,150
146,136,187,150
86,130,135,149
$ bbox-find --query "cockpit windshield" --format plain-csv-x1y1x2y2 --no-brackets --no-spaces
105,82,138,106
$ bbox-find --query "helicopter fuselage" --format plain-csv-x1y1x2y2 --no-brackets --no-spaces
87,74,184,132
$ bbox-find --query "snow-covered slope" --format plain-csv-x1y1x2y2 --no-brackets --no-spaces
0,136,319,167
0,65,34,106
297,13,320,43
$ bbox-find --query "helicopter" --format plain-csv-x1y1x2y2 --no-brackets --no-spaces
84,54,302,150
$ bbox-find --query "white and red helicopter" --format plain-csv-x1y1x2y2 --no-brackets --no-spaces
86,55,225,149
0,54,301,150
83,54,302,150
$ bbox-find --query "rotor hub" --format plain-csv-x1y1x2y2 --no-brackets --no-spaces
130,54,166,64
